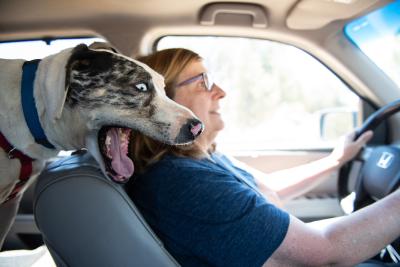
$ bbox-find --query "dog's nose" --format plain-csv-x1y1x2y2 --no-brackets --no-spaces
175,118,204,144
189,119,203,138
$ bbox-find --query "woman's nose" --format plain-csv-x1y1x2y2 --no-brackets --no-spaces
212,84,226,99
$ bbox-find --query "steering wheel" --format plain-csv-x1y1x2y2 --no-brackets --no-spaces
337,98,400,263
338,99,400,212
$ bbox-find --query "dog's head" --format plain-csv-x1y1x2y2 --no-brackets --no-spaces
40,44,203,182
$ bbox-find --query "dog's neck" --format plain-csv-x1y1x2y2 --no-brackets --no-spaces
44,106,89,150
0,59,58,160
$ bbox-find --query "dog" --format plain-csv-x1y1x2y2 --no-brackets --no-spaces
0,43,203,247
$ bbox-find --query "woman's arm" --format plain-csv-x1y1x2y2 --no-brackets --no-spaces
231,130,373,204
267,130,372,202
265,188,400,266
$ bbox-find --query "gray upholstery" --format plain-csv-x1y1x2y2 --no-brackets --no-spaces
34,151,180,267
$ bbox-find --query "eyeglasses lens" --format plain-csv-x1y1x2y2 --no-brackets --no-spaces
203,73,214,91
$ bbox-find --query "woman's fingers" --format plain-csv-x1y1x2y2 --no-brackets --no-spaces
355,130,373,146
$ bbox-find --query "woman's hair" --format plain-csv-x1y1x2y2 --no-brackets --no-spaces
129,48,206,173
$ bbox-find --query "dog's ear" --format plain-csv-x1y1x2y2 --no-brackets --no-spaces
38,45,86,122
54,44,114,118
65,44,92,71
42,44,95,121
67,43,114,74
71,43,89,55
89,42,119,53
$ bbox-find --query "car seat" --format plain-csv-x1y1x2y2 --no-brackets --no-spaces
33,151,391,267
33,151,180,267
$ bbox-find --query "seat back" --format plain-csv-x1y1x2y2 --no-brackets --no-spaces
34,151,180,267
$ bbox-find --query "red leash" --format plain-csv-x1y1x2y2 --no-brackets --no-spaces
0,132,33,203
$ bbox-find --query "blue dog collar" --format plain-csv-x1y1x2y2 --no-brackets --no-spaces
21,60,55,149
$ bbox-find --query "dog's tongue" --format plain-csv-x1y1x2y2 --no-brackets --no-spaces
109,128,134,179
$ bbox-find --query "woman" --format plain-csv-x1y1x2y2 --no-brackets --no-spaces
127,48,400,266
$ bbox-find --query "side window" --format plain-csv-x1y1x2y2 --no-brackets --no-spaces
157,36,360,152
0,37,104,60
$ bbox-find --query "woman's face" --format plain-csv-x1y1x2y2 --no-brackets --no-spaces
173,59,226,148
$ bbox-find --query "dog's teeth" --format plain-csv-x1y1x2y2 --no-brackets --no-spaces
119,129,129,143
119,133,125,141
105,135,111,146
105,135,112,158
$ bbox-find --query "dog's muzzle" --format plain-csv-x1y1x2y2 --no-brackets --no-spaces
175,118,204,144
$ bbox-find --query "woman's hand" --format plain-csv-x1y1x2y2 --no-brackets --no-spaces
328,129,373,167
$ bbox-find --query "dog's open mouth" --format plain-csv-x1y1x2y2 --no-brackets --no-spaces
98,126,133,183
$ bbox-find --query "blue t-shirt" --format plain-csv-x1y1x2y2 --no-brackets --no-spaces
127,153,289,267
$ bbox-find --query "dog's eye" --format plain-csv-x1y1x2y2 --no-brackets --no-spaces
135,83,148,92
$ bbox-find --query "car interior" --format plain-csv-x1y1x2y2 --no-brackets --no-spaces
0,0,400,266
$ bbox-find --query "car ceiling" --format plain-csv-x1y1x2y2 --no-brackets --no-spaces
0,0,392,56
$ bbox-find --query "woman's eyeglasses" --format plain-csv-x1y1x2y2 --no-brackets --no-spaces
176,72,214,91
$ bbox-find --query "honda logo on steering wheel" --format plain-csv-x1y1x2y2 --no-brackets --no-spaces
376,152,395,169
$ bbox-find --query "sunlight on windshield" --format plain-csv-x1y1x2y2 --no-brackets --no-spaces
345,0,400,87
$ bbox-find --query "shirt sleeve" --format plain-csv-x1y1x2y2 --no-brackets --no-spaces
157,163,289,267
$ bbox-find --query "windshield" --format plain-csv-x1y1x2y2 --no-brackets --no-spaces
344,0,400,87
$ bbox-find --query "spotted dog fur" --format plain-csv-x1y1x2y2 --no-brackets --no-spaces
66,47,156,111
0,43,203,247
